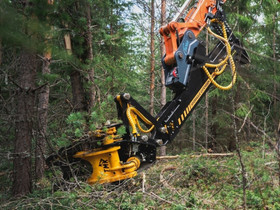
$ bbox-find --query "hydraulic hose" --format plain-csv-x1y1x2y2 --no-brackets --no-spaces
126,106,155,135
202,19,236,91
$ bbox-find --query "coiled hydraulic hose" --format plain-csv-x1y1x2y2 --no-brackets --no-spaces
202,19,236,90
126,106,154,136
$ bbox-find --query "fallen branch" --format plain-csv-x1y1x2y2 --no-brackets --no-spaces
190,153,234,158
264,161,278,166
156,153,234,159
156,155,179,160
148,192,174,205
142,172,146,193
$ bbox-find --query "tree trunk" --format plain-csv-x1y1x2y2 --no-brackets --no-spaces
85,5,95,110
210,96,217,149
63,29,87,112
70,71,87,112
159,0,167,156
149,0,155,115
35,0,53,179
247,90,251,140
272,15,278,131
0,39,2,65
229,81,241,151
160,0,166,109
205,92,209,151
205,31,209,152
277,121,280,184
192,110,196,150
231,94,247,209
35,58,50,180
13,51,37,196
64,33,72,55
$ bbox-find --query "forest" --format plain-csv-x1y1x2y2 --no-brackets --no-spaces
0,0,280,209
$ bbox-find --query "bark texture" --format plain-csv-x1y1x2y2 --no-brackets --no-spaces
35,58,50,180
278,121,280,184
160,0,166,109
192,110,196,150
205,92,209,151
210,96,217,149
149,0,155,115
85,5,95,110
70,71,87,112
63,26,87,112
0,39,2,65
272,15,278,130
13,51,37,196
205,31,209,151
159,0,167,156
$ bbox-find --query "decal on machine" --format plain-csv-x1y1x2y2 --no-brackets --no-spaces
177,74,215,126
99,159,109,170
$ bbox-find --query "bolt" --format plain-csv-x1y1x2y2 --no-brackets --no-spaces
178,52,183,59
188,32,193,39
187,56,193,64
159,127,167,133
123,93,131,100
141,135,149,142
156,139,163,145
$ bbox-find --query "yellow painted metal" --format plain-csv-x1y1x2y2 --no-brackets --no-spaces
73,126,141,184
178,118,181,125
116,95,123,108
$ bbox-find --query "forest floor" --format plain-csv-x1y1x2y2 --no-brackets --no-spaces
1,142,280,209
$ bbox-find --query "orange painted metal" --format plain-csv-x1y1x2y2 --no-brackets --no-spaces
160,0,226,65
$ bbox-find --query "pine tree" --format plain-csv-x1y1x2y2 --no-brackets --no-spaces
149,0,155,115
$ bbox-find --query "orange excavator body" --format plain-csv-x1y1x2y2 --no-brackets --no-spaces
160,0,226,65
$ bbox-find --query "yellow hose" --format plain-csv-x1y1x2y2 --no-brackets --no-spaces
202,19,236,91
125,21,236,136
126,107,155,135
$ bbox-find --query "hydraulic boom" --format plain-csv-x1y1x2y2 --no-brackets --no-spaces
47,0,250,184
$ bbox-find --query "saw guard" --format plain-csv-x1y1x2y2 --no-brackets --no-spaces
74,139,140,184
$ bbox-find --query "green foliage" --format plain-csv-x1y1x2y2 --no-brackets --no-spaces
236,13,254,30
117,125,127,136
66,112,86,127
0,0,280,206
0,0,52,53
2,149,280,209
64,112,86,138
235,103,250,118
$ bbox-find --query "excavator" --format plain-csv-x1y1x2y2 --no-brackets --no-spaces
47,0,250,184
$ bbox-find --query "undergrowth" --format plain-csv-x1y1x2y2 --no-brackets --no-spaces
1,144,280,209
